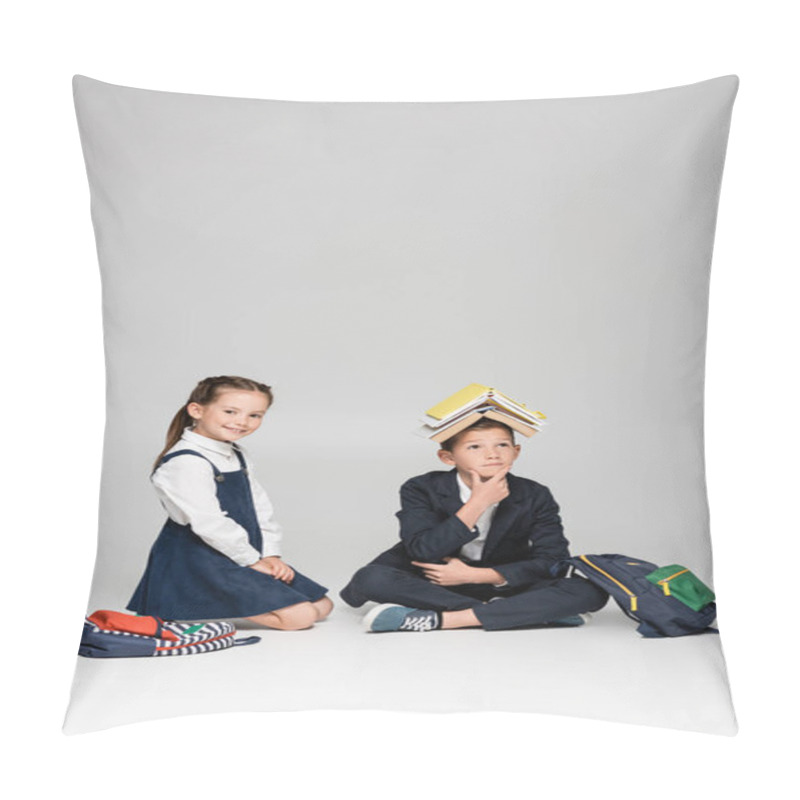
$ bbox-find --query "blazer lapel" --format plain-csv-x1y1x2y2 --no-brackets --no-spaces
481,473,524,561
435,470,464,517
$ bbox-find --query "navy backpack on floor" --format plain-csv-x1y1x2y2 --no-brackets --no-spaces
559,554,718,638
79,610,261,658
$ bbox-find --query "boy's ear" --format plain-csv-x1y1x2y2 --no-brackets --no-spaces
437,449,455,466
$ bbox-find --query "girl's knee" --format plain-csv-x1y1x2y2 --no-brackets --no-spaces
272,602,319,630
314,596,334,620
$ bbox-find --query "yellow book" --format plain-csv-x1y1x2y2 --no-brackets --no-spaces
429,408,540,443
482,409,539,437
429,412,484,443
426,383,491,420
426,384,543,424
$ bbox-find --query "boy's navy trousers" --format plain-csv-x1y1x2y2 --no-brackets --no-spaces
340,562,608,631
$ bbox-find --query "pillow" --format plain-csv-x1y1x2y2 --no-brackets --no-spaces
65,75,738,734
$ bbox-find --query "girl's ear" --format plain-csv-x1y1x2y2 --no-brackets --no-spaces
438,449,455,466
186,402,204,420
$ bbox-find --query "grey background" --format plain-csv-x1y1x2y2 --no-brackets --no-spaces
75,75,736,600
67,75,737,733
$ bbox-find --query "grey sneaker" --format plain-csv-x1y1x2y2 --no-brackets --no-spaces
363,604,441,632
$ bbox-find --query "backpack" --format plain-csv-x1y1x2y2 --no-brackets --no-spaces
561,554,718,638
79,610,261,658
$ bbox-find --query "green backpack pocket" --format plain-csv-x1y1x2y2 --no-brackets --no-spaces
645,565,715,612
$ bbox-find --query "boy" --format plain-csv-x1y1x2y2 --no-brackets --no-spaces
339,418,608,631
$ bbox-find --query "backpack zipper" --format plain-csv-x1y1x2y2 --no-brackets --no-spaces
579,555,638,612
656,567,689,596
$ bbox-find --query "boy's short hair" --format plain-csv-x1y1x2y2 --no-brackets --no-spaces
438,418,516,452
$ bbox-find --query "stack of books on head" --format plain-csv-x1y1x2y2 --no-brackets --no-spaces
417,383,547,443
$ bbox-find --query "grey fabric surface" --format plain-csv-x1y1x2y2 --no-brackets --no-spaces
66,75,738,733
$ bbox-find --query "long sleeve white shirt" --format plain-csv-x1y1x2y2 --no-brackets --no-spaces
151,428,283,566
456,474,509,587
456,473,498,561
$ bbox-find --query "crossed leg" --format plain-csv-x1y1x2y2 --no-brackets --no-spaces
342,563,608,631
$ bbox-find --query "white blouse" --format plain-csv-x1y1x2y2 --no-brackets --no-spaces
151,428,283,567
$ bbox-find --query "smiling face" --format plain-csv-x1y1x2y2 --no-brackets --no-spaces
187,389,271,443
437,425,521,483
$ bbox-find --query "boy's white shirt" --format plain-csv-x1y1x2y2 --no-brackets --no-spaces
151,427,282,566
456,473,498,561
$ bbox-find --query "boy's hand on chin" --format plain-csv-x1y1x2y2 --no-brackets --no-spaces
468,467,510,505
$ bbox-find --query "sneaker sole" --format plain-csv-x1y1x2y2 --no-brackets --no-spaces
362,603,404,633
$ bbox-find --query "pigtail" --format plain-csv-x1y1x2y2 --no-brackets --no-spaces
151,375,274,474
152,407,194,473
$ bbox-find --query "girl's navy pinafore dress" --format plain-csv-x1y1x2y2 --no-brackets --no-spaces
128,447,328,621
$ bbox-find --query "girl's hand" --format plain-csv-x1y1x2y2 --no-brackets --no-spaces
248,556,295,583
412,557,480,586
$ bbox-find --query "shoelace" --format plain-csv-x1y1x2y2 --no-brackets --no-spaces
399,613,436,631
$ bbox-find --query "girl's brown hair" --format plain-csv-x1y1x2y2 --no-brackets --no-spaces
153,376,274,472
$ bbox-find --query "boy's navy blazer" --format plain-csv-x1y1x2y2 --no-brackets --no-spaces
376,469,570,590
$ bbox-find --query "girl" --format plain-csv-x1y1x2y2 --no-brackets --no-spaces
128,376,333,630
